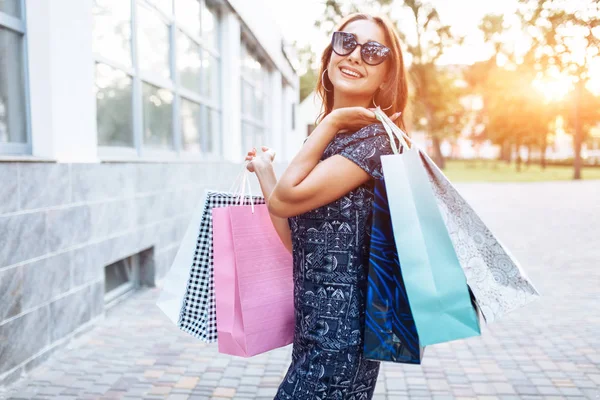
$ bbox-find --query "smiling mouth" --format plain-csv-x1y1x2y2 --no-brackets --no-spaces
340,68,362,79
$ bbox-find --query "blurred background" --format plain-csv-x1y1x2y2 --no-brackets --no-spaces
1,0,599,397
287,0,600,182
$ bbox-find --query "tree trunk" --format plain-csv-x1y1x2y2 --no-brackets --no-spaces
431,135,446,169
526,144,532,166
515,143,522,172
573,80,583,180
503,140,512,164
541,134,547,170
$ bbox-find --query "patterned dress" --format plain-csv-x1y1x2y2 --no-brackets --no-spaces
274,122,400,400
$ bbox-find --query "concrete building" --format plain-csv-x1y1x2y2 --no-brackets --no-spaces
0,0,300,385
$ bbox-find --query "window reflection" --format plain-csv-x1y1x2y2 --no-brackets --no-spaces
92,0,221,153
95,63,133,147
148,0,173,15
202,52,219,101
142,83,173,148
177,31,202,93
137,4,170,78
203,106,218,152
93,0,132,67
0,28,26,144
0,0,20,18
180,98,201,152
202,2,219,50
175,0,201,36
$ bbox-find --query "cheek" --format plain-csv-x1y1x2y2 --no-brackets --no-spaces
328,54,343,69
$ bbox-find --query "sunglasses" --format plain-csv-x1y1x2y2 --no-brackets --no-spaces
331,31,391,66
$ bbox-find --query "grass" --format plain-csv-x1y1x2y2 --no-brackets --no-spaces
442,159,600,183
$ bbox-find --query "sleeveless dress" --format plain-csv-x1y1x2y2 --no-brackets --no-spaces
274,122,400,400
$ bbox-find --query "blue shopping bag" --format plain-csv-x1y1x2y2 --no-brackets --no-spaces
364,178,424,364
374,108,480,346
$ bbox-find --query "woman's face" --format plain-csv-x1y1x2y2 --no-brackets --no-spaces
327,19,390,103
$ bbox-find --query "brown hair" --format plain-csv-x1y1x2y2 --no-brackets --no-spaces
315,13,409,132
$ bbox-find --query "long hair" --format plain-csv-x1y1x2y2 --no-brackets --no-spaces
315,13,409,132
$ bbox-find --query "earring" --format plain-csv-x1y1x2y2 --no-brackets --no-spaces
372,87,393,111
322,69,332,92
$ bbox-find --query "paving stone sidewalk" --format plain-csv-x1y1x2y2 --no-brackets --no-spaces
2,181,600,400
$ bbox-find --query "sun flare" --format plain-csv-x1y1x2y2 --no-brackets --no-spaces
532,77,572,102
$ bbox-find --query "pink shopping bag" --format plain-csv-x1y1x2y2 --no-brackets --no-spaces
212,204,294,357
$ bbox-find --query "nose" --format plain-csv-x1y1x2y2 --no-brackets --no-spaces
347,44,363,64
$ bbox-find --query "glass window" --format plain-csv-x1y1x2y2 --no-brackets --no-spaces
240,81,250,116
255,126,265,148
93,0,222,156
92,0,132,67
142,82,173,148
137,4,170,78
202,106,219,153
201,2,219,50
148,0,173,15
175,0,201,36
180,98,201,152
95,63,133,147
0,27,26,144
0,0,20,18
255,88,264,121
241,121,253,152
177,31,201,93
202,52,219,101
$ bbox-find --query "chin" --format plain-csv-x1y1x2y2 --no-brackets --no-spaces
332,83,368,97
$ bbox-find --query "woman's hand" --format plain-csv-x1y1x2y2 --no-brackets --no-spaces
245,146,277,173
325,107,401,134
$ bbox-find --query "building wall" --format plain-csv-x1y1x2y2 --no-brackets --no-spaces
0,160,284,385
0,0,298,385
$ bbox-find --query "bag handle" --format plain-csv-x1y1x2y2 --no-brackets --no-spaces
228,165,256,213
373,106,413,155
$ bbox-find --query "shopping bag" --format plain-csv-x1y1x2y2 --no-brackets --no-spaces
212,204,294,357
156,175,265,342
374,108,481,346
364,178,424,364
373,107,539,326
418,150,540,323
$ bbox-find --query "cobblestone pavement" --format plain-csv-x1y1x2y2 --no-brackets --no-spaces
2,181,600,400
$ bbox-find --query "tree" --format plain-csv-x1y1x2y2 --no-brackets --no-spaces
295,42,319,103
518,0,600,179
401,0,466,169
313,0,466,169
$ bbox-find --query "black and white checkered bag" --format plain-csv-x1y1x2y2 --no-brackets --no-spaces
157,189,265,342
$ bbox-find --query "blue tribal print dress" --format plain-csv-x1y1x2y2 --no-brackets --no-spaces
275,122,400,400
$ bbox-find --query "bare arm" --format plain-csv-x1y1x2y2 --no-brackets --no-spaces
252,163,293,253
267,114,373,218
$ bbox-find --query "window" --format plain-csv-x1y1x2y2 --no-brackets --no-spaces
92,0,222,157
291,103,295,130
240,40,268,153
0,0,29,154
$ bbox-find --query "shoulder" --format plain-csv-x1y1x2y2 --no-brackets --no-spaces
335,122,388,147
323,122,397,160
352,122,387,138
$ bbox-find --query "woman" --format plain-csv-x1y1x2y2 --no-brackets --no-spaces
246,12,409,400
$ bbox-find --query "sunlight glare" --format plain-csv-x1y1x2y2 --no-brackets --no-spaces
533,77,572,102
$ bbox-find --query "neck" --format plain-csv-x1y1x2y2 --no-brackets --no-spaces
331,90,372,110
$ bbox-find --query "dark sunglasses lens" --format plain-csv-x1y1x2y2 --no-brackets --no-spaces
362,43,389,65
332,32,356,55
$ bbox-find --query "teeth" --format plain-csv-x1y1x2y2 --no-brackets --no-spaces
341,68,361,78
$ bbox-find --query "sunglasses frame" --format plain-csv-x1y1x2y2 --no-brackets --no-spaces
331,31,391,66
